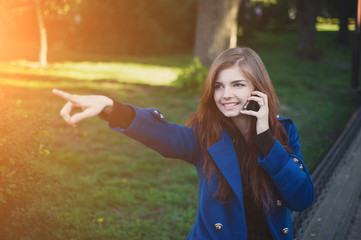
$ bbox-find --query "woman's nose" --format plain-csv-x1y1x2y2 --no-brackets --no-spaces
222,87,232,99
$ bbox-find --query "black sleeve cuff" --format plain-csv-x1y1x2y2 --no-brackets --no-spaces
98,99,135,129
253,129,275,157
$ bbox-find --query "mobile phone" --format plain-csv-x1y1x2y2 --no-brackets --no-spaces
243,100,260,111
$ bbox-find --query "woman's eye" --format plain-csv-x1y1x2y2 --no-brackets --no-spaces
214,84,223,89
234,83,244,88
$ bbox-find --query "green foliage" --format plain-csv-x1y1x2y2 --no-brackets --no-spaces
238,0,296,41
319,0,356,18
0,97,61,240
173,58,208,92
59,0,197,56
2,0,197,59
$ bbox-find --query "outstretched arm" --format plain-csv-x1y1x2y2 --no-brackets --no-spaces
52,89,114,127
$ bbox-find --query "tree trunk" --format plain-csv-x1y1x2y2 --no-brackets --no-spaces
296,0,319,59
336,0,350,44
194,0,241,67
35,0,47,67
0,0,12,52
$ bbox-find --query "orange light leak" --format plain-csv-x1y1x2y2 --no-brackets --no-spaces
358,0,361,32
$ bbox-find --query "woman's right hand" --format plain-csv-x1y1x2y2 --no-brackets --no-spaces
52,89,114,127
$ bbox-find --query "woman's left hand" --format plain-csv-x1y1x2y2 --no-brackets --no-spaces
240,90,269,135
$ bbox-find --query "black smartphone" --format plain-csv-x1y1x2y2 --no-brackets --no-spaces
243,100,259,111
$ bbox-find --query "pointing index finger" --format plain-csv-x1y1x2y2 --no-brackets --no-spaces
53,89,75,102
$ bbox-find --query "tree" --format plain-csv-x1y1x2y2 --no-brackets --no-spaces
35,0,78,66
296,0,319,59
35,0,47,67
336,0,350,44
319,0,356,45
194,0,241,67
0,0,14,54
2,0,78,66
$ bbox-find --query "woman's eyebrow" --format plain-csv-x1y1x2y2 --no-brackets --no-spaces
231,80,247,84
214,79,246,84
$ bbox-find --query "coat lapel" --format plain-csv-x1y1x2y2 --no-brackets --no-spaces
207,131,244,202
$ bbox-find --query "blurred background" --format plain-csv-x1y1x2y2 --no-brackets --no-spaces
0,0,356,63
0,0,196,60
0,0,360,239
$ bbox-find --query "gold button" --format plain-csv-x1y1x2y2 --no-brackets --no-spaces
293,157,299,164
214,223,223,231
281,228,289,235
300,164,304,170
275,200,283,207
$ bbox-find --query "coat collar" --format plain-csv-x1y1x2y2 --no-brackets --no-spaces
206,131,243,202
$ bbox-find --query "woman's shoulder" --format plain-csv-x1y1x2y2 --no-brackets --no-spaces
277,115,297,131
277,115,294,124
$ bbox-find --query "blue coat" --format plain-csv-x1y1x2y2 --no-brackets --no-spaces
109,105,315,240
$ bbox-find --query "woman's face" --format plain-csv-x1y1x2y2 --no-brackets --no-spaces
213,66,255,119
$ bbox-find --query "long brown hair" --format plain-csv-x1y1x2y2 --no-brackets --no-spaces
187,47,290,210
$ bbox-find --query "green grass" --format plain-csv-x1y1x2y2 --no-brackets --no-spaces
316,23,356,31
0,60,184,87
0,27,359,239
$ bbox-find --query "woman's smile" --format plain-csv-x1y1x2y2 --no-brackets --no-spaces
222,102,240,110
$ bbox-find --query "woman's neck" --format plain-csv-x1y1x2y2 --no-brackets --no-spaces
231,115,251,137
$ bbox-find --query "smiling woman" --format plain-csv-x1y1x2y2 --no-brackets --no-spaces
53,47,314,240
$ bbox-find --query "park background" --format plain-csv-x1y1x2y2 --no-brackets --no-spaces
0,0,360,239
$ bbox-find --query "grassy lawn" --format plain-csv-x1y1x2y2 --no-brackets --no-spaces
0,29,359,239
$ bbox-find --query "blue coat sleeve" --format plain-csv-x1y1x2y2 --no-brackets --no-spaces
108,104,200,164
257,119,314,212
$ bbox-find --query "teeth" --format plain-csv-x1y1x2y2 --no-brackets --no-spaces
224,103,238,107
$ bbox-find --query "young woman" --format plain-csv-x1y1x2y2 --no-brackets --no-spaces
53,47,314,240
